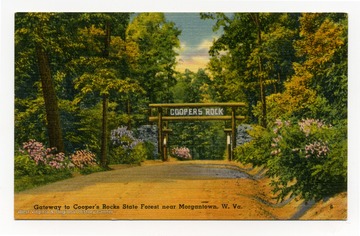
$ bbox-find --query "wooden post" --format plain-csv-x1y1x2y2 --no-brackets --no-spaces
158,108,163,161
163,136,167,161
231,107,236,161
164,121,169,161
162,127,172,162
224,129,232,161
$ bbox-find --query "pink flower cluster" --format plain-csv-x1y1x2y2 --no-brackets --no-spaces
273,119,290,134
298,118,326,137
271,129,283,156
70,150,97,169
22,140,67,169
171,147,192,160
48,152,66,169
271,148,281,156
305,141,330,158
270,118,331,159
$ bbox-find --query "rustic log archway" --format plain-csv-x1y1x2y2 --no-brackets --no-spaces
149,103,246,161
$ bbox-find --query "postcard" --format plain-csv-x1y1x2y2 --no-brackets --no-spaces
13,12,348,222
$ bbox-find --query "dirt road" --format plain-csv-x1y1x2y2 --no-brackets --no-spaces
14,160,346,220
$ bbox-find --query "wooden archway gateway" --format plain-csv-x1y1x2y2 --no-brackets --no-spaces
149,103,246,161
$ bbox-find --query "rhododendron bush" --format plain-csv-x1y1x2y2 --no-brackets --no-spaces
19,140,69,174
171,147,192,160
235,118,347,202
15,140,100,191
18,139,99,171
110,126,147,164
71,150,98,169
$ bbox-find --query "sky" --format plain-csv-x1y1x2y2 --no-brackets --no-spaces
164,13,223,72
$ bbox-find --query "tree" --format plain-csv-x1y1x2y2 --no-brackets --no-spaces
203,13,299,126
233,14,347,203
295,13,348,122
15,13,69,152
15,13,97,152
172,69,213,103
70,13,146,167
74,64,144,167
126,13,181,103
253,13,348,124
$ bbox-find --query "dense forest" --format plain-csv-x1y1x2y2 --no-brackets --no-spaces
15,13,347,201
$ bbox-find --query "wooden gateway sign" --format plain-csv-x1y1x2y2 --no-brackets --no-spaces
149,103,246,161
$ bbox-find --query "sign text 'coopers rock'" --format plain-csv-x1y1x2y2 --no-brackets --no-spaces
169,108,224,116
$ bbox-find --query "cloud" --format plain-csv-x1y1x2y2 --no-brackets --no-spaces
176,55,209,72
197,39,213,52
176,38,215,72
177,41,187,53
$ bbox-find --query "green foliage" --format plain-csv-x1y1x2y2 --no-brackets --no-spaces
205,13,300,123
15,97,47,147
172,69,214,103
308,121,347,195
14,154,38,178
15,146,73,192
15,171,73,192
255,13,348,125
15,140,104,192
143,141,157,160
297,13,348,122
78,165,105,175
130,143,148,163
110,143,147,165
234,125,272,167
235,119,347,202
270,119,347,201
170,121,226,160
170,69,226,160
127,13,181,103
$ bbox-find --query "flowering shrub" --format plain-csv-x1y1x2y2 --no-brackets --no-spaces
269,118,331,160
15,140,73,191
234,125,273,167
110,126,147,164
298,118,327,137
236,124,253,146
15,140,104,191
136,125,158,159
171,147,192,160
235,118,347,202
70,150,97,169
111,126,143,150
21,139,68,170
304,141,329,158
17,140,102,175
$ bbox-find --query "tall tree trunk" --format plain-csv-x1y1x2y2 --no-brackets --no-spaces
251,13,267,128
258,59,267,128
100,21,111,167
36,44,65,152
100,94,109,168
127,98,132,130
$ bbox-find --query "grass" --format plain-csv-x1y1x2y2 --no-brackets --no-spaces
14,170,73,192
14,165,108,192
